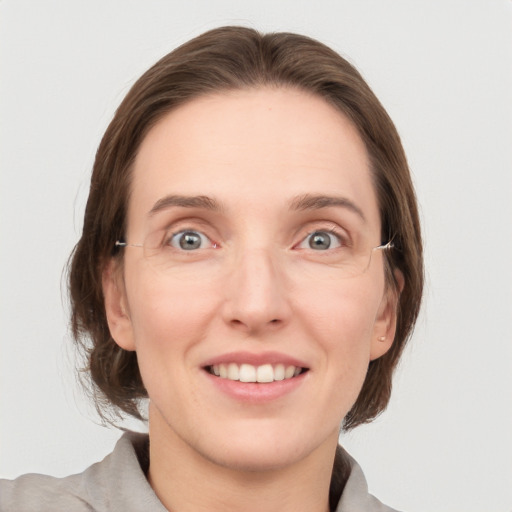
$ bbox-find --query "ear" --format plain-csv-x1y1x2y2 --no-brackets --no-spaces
102,259,136,351
370,269,404,361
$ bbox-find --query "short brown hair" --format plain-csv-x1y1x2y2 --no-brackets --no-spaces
69,26,423,429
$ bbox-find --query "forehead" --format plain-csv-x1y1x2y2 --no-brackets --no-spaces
129,87,380,233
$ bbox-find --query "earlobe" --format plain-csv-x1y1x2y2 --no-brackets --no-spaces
102,259,136,351
370,270,404,361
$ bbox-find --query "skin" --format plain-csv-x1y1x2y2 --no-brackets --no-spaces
103,87,399,512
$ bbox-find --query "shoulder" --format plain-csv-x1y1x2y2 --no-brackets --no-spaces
1,435,402,512
0,471,90,511
0,432,166,512
335,446,403,512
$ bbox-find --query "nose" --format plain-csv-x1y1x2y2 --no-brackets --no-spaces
221,248,292,334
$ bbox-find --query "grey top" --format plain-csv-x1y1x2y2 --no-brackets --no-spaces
0,432,399,512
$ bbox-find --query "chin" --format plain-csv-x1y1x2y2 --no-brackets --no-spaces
203,443,306,473
194,424,338,474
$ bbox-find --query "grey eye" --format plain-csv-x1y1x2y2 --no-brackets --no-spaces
170,230,209,250
308,231,332,250
298,230,343,251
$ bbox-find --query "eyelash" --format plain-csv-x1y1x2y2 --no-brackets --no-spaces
161,224,349,252
294,228,346,251
164,229,217,250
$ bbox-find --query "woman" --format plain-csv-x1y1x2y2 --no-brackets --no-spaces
1,26,422,511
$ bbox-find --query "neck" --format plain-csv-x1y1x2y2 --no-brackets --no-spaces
147,410,338,512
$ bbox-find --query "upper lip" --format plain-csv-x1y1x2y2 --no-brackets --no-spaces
201,351,309,369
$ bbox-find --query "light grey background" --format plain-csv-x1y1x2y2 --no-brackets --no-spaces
1,1,511,511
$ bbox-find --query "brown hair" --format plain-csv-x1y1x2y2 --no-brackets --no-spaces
69,26,423,429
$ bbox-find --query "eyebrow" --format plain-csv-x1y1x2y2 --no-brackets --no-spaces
149,195,221,215
289,194,366,222
148,193,366,221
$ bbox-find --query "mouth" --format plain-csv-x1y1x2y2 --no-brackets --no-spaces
205,363,309,383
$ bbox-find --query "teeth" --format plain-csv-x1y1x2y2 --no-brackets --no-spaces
285,365,296,379
239,364,256,382
274,364,285,381
209,363,304,383
256,364,274,383
227,363,239,380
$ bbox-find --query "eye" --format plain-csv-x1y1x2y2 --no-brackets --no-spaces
298,230,343,251
168,230,213,251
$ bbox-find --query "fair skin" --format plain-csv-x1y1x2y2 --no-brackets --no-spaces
103,87,399,512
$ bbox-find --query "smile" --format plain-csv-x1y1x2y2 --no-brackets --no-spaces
206,363,307,383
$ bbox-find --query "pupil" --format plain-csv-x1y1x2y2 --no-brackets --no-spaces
180,232,201,250
310,232,331,250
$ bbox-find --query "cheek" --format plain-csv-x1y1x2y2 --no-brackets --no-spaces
289,278,385,425
297,276,384,363
124,266,217,354
306,275,381,323
123,270,220,408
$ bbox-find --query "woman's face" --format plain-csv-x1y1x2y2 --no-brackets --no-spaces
104,88,398,471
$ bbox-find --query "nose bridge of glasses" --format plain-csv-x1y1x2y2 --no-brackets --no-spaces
220,245,292,321
231,244,283,284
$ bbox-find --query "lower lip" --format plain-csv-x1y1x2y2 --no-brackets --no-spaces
203,370,308,403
